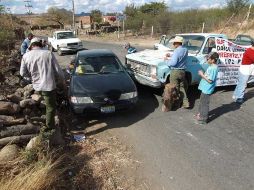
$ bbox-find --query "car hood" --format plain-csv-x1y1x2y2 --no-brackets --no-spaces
126,49,197,65
71,72,136,98
126,49,170,65
58,38,81,43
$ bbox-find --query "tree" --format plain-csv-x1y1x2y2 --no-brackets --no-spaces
226,0,250,14
0,5,5,14
90,9,102,23
140,2,168,15
106,12,117,16
124,4,138,18
46,7,72,28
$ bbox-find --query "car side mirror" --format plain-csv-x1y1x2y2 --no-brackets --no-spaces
66,63,75,75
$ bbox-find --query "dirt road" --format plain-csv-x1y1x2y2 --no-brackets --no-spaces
55,40,254,190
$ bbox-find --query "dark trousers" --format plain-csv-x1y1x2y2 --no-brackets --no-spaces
170,70,189,106
41,90,56,129
198,93,210,122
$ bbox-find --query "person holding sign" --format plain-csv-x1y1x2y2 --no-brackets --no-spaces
233,41,254,104
195,52,219,125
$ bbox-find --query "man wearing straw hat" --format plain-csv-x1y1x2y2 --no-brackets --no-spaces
164,36,189,108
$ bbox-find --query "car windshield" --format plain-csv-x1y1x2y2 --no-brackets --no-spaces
235,35,253,45
57,32,75,39
75,55,124,75
165,35,205,53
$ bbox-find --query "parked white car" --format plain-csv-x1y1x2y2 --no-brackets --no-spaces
48,30,83,56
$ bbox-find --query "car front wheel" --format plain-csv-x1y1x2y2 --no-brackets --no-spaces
49,44,55,52
57,48,63,56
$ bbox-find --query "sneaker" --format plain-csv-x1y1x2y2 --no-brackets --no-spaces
195,119,207,125
233,98,244,104
182,102,190,109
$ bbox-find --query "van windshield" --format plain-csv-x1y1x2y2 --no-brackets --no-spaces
57,32,75,39
166,35,205,53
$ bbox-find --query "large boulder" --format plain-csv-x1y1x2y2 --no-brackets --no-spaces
4,75,20,86
23,84,34,97
0,101,20,115
19,99,36,108
7,93,22,104
0,144,19,162
31,94,42,102
25,136,40,151
0,95,7,101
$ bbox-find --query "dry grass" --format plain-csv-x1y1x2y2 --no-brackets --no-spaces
0,155,68,190
68,121,147,190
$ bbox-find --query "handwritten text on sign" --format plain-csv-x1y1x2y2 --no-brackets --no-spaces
215,38,246,86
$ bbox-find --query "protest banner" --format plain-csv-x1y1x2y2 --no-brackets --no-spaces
215,37,246,86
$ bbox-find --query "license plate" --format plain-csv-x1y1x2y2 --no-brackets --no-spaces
100,105,115,113
68,45,78,48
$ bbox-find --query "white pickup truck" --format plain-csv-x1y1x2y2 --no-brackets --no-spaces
48,30,83,56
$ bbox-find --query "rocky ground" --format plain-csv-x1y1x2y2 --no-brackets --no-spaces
0,41,144,189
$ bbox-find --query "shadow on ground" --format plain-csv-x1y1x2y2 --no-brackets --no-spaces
209,88,254,122
70,83,159,136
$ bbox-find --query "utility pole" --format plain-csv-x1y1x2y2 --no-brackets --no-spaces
6,7,13,28
201,22,205,33
24,0,33,27
72,0,75,30
246,4,252,23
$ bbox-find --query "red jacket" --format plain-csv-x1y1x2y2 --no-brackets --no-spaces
242,48,254,65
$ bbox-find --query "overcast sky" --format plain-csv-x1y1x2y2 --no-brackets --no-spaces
1,0,253,14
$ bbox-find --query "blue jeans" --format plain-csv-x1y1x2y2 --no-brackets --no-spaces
233,65,253,100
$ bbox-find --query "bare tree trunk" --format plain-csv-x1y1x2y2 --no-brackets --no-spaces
0,124,40,138
0,134,36,148
0,115,26,127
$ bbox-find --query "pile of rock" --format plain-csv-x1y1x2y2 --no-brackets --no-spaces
0,48,22,97
0,83,45,148
0,48,47,161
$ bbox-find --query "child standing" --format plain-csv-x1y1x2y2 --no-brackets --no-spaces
195,52,219,124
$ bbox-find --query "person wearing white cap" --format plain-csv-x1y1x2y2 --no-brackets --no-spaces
20,37,66,131
164,36,189,108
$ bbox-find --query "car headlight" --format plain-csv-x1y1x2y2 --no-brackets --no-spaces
70,96,93,104
119,91,138,100
59,43,67,48
150,65,157,79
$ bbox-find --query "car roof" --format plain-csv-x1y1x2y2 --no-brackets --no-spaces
54,30,73,33
176,33,227,38
77,49,115,57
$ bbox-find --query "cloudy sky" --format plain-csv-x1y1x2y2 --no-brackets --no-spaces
1,0,253,14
